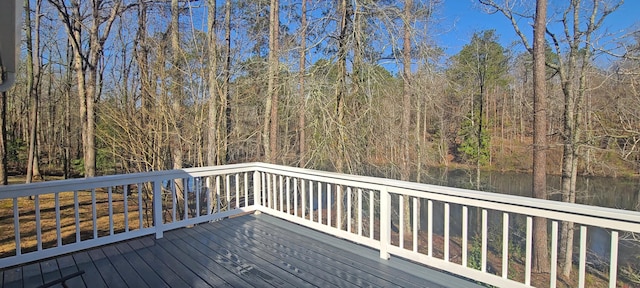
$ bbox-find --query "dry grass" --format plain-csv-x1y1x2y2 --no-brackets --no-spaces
0,189,149,258
0,176,236,261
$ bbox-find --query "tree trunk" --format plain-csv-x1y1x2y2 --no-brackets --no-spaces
262,0,279,164
0,90,7,185
298,0,307,168
401,0,413,232
170,0,184,202
561,0,597,278
135,0,152,171
268,0,279,164
85,9,103,177
401,0,412,181
25,0,42,184
335,0,349,173
63,42,72,179
476,85,483,191
223,0,232,164
415,99,422,182
207,0,218,167
532,0,550,273
205,0,218,215
171,0,182,170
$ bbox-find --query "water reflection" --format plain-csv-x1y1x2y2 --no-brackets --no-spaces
420,167,639,211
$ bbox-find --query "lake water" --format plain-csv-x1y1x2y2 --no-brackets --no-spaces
416,167,640,211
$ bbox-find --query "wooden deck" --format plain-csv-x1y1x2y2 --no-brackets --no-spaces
1,213,480,288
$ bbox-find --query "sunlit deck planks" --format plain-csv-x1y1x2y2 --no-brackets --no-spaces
1,213,479,288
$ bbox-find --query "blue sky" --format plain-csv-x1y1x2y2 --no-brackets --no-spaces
436,0,640,58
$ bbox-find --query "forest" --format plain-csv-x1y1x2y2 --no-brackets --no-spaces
0,0,638,184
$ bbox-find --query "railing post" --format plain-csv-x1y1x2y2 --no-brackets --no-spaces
379,187,390,260
153,180,163,239
253,171,262,207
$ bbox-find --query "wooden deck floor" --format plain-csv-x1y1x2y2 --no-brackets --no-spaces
1,213,480,288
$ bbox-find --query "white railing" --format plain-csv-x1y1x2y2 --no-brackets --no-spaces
0,163,259,269
252,163,640,288
1,162,639,288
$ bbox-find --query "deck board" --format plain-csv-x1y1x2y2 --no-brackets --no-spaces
184,224,304,288
87,248,128,288
246,215,436,287
163,227,280,288
112,242,169,288
213,218,395,287
161,231,260,288
126,239,191,287
55,255,84,288
39,258,62,288
72,251,107,288
222,218,396,285
21,262,42,287
134,237,214,288
1,213,481,288
151,236,233,288
101,245,149,288
256,213,472,288
3,266,21,288
203,223,344,287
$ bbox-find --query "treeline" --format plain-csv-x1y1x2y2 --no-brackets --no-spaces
2,0,639,183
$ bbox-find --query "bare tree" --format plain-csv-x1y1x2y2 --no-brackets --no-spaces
170,0,183,172
298,0,307,168
531,0,549,273
401,0,413,231
479,0,624,278
401,0,412,182
48,0,125,177
223,0,232,164
207,0,232,166
25,0,43,183
334,0,350,173
263,0,279,164
62,42,73,178
0,89,6,184
549,1,622,278
207,0,218,166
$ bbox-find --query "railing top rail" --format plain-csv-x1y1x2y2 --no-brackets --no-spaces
0,162,257,199
1,161,638,225
252,162,640,225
